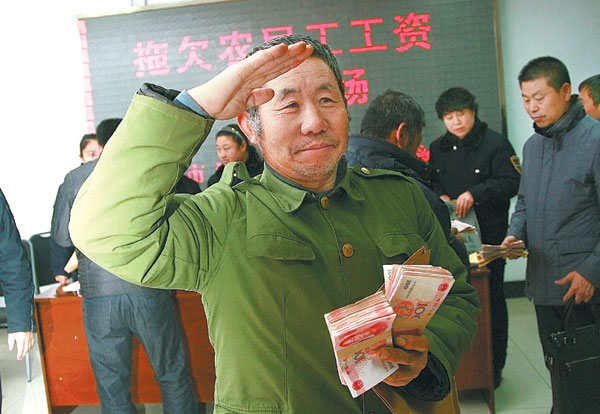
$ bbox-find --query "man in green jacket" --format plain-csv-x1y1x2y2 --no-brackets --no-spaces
71,35,480,414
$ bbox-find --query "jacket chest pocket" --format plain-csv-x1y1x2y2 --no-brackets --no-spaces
247,234,316,261
376,232,428,265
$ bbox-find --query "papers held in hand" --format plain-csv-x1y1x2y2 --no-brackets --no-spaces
469,242,528,268
324,248,455,398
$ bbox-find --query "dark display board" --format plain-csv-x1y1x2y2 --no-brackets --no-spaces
80,0,500,188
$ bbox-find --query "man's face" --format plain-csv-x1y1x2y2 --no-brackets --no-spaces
243,57,349,192
579,87,600,120
520,77,571,128
442,109,475,139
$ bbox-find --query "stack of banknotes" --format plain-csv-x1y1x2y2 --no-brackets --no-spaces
469,242,528,268
324,264,454,397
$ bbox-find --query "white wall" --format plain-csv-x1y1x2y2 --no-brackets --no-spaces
498,0,600,281
1,1,598,285
0,0,130,238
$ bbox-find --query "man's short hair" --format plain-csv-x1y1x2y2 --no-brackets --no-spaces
360,89,425,143
518,56,570,91
95,118,123,147
435,87,478,119
245,35,346,135
79,134,98,155
579,74,600,105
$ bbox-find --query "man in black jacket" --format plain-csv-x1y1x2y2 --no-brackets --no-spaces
345,89,469,271
51,119,199,414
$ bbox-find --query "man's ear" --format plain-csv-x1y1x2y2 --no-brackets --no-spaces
238,112,258,145
560,82,572,101
389,122,408,148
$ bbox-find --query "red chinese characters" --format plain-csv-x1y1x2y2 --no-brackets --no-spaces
306,22,343,54
349,18,388,53
219,31,253,66
393,13,431,53
262,26,293,42
416,144,430,162
177,36,212,74
133,41,170,78
343,68,369,106
129,11,432,78
186,163,206,184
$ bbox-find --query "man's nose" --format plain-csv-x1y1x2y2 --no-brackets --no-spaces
528,101,539,113
300,104,327,135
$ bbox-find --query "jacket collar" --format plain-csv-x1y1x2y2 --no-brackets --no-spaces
438,118,487,150
347,134,434,183
258,157,365,213
534,95,585,139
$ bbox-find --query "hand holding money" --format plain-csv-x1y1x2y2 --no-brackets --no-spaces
377,333,429,386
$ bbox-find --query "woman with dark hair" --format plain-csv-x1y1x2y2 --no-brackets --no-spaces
79,134,102,164
429,86,521,388
207,123,263,187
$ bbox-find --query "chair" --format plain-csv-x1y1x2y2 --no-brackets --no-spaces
28,232,56,293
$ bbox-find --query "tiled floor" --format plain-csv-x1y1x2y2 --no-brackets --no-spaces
1,297,551,413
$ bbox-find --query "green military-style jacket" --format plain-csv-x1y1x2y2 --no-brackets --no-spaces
71,93,480,414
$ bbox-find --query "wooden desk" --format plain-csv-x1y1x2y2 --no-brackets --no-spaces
455,267,495,413
34,290,215,413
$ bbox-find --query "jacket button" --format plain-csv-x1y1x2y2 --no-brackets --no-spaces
474,168,480,174
361,167,371,175
452,145,458,150
342,243,354,257
320,196,331,209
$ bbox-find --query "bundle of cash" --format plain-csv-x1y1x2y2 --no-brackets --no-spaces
383,264,455,333
469,242,528,268
324,291,398,397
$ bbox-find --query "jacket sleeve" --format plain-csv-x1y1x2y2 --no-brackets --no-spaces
70,90,220,293
51,179,74,248
575,142,600,286
468,134,521,205
0,189,35,333
506,141,529,243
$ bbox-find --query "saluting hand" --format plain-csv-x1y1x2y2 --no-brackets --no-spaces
187,42,314,120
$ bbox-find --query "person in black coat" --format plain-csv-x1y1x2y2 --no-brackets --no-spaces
207,124,263,188
429,87,521,387
345,89,470,272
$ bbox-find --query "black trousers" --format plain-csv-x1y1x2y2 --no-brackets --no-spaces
534,303,597,414
487,259,508,381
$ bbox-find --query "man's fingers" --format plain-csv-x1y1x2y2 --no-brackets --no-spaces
247,88,275,108
393,334,429,351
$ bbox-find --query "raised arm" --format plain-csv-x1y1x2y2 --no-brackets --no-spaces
70,42,314,292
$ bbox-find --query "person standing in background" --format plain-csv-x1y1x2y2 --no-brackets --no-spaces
429,87,521,387
503,56,600,413
578,74,600,121
51,118,199,414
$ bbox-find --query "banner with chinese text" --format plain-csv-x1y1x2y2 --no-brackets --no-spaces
81,0,500,188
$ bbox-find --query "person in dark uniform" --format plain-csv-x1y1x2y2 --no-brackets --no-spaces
429,87,521,387
206,124,263,188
